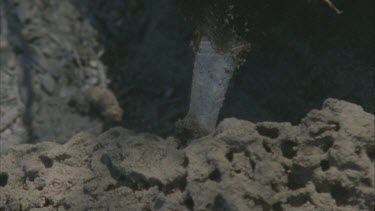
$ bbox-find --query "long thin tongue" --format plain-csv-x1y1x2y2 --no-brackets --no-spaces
176,37,236,138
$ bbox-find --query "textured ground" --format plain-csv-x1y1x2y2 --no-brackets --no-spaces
0,0,122,152
1,99,374,211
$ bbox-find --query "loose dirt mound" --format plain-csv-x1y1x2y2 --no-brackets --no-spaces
0,0,122,152
1,99,373,211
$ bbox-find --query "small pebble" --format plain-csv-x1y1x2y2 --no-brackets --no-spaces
89,60,98,68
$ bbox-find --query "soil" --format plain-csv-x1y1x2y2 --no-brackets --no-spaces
0,0,122,152
1,99,374,210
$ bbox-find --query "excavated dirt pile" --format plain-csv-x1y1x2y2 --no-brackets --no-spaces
1,99,374,211
0,0,123,153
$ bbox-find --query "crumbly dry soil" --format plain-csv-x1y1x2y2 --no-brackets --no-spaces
1,99,374,211
0,0,122,153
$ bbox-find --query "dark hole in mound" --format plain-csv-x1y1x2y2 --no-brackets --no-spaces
0,172,8,187
314,181,330,193
287,173,303,190
213,195,231,211
39,155,53,168
225,151,234,162
287,165,312,190
271,182,279,192
281,140,298,159
184,193,195,211
287,193,310,207
25,170,39,182
256,125,280,139
209,168,222,182
272,202,283,211
319,137,334,152
366,145,375,161
330,183,352,206
360,178,372,186
178,176,188,192
44,197,53,207
354,146,362,155
250,159,256,170
182,156,189,168
320,160,330,171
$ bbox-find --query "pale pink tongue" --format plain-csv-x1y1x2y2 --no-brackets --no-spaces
177,37,236,137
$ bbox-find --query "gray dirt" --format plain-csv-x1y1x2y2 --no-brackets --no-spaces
0,99,374,210
0,0,122,152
